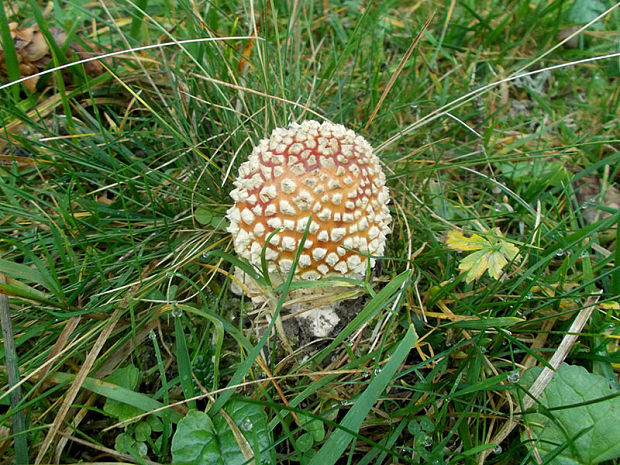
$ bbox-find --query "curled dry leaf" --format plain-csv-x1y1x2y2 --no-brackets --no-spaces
0,22,106,92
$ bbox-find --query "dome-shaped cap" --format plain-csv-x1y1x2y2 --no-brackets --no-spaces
226,120,391,285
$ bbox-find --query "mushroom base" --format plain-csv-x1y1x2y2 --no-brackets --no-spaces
290,304,340,338
230,267,364,342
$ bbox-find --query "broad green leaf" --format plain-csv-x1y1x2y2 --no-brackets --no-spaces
103,365,145,422
0,279,66,308
171,399,275,465
496,160,570,187
520,364,620,465
0,258,58,296
566,0,606,26
174,314,196,409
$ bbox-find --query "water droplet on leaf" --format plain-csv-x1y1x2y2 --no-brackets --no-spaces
507,370,520,383
240,417,253,432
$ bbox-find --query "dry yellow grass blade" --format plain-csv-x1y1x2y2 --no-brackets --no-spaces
34,307,123,464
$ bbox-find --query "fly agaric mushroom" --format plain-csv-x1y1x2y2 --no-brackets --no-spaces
226,120,391,337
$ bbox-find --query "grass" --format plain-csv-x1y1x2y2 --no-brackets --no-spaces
0,0,619,464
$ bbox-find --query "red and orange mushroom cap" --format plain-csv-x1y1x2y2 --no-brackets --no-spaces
226,120,391,286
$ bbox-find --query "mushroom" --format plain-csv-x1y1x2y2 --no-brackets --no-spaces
226,120,391,337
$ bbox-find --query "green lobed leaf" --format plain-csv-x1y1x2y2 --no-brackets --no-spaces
194,207,224,227
298,412,325,442
520,363,620,465
103,365,145,422
171,398,275,465
297,433,314,453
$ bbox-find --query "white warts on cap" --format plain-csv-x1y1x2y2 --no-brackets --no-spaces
226,120,392,287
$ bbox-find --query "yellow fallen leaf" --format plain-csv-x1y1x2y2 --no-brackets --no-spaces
487,252,508,280
459,250,489,283
446,228,519,283
446,230,488,251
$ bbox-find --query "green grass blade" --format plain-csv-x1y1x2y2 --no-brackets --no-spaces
445,316,524,330
0,259,56,294
309,325,418,465
47,372,183,423
0,274,29,464
313,270,411,366
0,5,20,99
205,250,266,286
173,308,196,409
129,0,149,40
151,330,171,460
0,279,67,309
210,215,312,414
613,222,620,297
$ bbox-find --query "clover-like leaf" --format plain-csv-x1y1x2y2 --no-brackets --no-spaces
446,228,519,283
520,364,620,465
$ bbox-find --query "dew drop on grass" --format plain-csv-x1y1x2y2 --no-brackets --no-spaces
240,417,253,432
148,330,156,340
171,305,182,318
423,435,433,447
526,293,533,300
493,445,503,454
507,370,520,383
373,368,382,376
555,249,564,257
